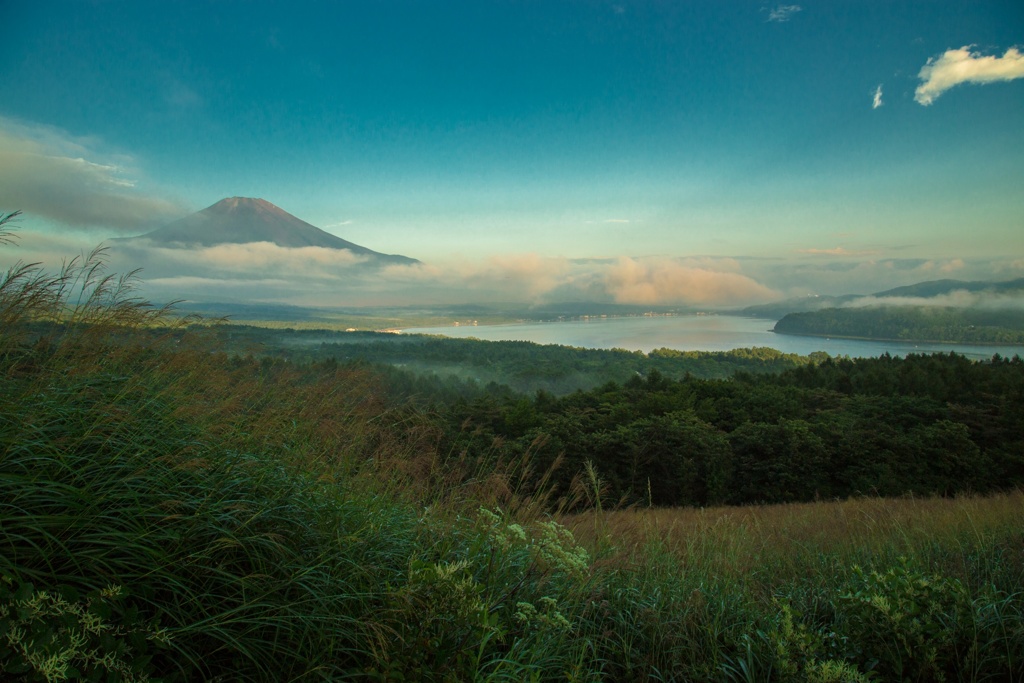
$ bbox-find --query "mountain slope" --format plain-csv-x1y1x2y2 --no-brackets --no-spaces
740,295,859,319
873,277,1024,298
769,277,1024,343
744,277,1024,319
123,197,418,265
773,306,1024,344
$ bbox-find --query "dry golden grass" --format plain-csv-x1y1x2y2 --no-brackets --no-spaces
561,490,1024,582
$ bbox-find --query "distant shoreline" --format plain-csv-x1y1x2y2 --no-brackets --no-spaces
772,329,1024,349
399,311,748,334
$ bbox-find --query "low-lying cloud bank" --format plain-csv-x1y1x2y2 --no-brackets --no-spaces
842,291,1024,311
916,46,1024,105
100,243,784,308
4,229,1021,311
604,257,777,306
121,240,370,278
753,257,985,298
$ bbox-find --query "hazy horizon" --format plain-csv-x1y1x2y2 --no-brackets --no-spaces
1,1,1022,308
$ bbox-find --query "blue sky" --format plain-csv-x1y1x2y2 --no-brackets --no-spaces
1,1,1023,307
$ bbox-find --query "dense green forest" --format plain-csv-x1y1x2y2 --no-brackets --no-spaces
774,305,1024,344
223,324,1024,509
420,352,1024,508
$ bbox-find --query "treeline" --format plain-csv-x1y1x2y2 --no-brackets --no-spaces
775,305,1024,343
428,352,1024,508
219,325,1024,508
220,325,823,394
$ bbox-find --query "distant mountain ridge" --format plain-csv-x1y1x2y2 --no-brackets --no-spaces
119,197,418,265
742,277,1024,319
872,277,1024,299
766,277,1024,344
773,306,1024,345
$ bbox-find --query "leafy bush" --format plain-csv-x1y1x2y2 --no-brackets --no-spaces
376,507,592,680
837,559,969,681
0,581,162,682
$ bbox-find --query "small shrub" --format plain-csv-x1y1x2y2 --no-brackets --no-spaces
0,580,163,682
376,507,592,680
837,558,969,681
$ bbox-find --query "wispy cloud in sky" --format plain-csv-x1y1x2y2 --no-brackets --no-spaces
0,117,185,230
163,79,203,109
798,247,879,257
766,5,801,23
872,84,884,109
915,46,1024,105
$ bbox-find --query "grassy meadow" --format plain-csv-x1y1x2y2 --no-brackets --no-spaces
2,216,1023,682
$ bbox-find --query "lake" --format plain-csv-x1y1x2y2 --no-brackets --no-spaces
403,315,1024,360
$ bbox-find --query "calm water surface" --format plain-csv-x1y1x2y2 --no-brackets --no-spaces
404,315,1024,360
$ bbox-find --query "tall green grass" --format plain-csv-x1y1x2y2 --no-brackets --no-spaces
3,214,1023,681
0,214,418,679
561,493,1024,682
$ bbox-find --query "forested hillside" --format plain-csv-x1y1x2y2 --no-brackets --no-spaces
774,305,1024,344
429,353,1024,507
211,323,1024,508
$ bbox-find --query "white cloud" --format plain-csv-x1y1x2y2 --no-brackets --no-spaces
766,5,801,22
872,84,884,109
915,46,1024,105
478,253,574,298
604,257,778,306
0,117,186,230
118,240,369,281
399,253,578,300
10,223,1013,311
843,290,1024,311
736,256,1007,299
101,239,784,308
940,258,965,273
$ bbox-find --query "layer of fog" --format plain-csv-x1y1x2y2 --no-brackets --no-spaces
843,291,1024,311
3,224,1021,311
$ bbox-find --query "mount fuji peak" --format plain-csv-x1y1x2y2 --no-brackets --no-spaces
127,197,418,265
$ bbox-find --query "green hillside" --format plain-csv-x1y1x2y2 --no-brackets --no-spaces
774,305,1024,344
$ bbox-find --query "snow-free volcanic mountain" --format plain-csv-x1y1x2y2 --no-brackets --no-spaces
127,197,418,265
